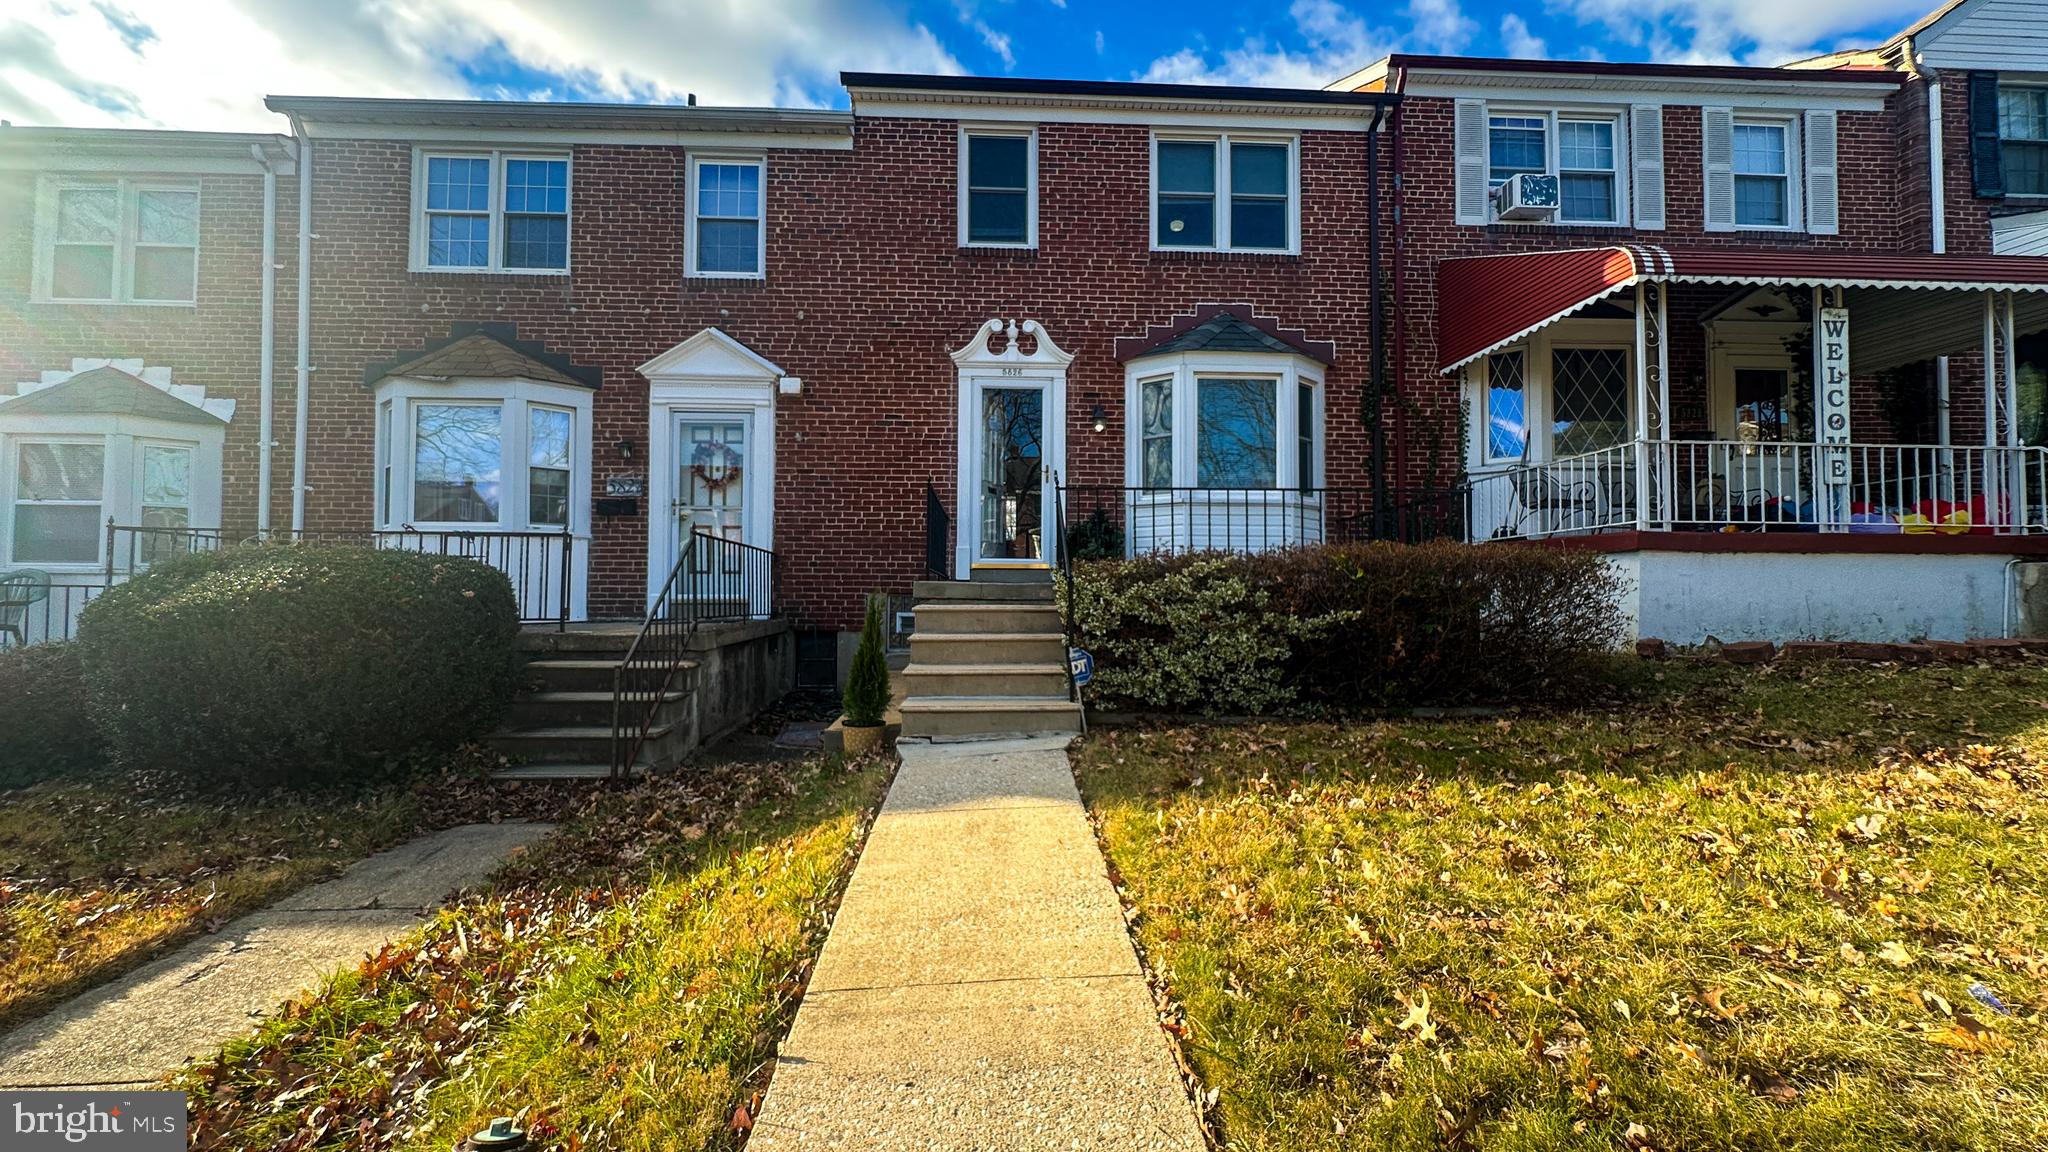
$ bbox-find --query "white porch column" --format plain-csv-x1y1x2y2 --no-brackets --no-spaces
1633,283,1650,531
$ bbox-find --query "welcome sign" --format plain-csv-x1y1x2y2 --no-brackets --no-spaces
1816,307,1852,521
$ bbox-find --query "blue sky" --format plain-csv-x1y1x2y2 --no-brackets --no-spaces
0,0,1938,132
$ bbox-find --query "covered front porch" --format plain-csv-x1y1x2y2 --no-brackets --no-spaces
1443,247,2048,543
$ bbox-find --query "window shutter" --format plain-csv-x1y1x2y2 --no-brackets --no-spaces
1630,105,1665,230
1804,110,1840,235
1702,106,1736,232
1455,99,1489,225
1970,70,2005,198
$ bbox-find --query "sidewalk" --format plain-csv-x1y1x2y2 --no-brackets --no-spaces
0,821,553,1089
751,736,1203,1150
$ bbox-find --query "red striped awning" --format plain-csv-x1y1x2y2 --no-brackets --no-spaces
1435,245,2048,373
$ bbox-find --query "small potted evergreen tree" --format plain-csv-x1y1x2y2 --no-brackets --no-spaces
840,592,891,756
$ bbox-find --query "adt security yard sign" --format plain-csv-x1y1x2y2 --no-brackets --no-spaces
1068,647,1094,688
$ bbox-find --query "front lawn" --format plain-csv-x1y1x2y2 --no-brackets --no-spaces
179,752,890,1152
0,767,569,1032
1079,661,2048,1151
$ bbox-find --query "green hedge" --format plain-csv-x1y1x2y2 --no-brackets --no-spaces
0,642,104,788
1063,543,1627,713
76,545,522,789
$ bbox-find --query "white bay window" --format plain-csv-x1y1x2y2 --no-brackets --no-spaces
373,377,590,533
1126,352,1321,492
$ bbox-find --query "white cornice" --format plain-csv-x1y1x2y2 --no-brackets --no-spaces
851,90,1388,131
1400,71,1897,111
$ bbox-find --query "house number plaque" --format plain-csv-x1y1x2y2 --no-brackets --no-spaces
606,474,647,498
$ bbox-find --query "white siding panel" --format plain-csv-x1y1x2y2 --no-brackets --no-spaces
1918,0,2048,70
1993,209,2048,255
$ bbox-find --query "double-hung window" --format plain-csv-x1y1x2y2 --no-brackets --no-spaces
1486,112,1621,224
12,442,105,565
1153,134,1295,253
528,406,572,528
415,152,570,272
960,129,1034,247
2000,86,2048,196
37,180,199,303
1733,120,1792,228
688,157,765,278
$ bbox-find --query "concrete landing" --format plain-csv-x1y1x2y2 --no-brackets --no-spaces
750,737,1202,1151
0,821,553,1089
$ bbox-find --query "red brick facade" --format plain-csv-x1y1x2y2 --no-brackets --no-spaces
8,48,2046,633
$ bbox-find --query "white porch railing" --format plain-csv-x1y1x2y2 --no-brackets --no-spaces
1472,440,2048,540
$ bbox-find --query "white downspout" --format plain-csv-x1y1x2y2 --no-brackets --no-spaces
1930,69,1954,447
291,116,312,533
251,143,278,536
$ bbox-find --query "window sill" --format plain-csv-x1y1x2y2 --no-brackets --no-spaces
683,274,768,287
405,269,571,285
1149,248,1301,262
29,297,197,308
1482,222,1632,237
957,245,1038,259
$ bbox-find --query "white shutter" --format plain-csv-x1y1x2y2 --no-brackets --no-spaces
1805,109,1839,235
1630,105,1665,230
1454,99,1489,226
1702,106,1736,232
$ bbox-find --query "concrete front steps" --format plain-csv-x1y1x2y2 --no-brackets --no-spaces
489,628,699,778
899,576,1082,741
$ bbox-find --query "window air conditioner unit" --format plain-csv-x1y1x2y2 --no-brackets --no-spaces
1493,173,1559,221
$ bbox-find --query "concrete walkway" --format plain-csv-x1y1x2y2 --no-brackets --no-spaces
751,737,1204,1151
0,821,553,1089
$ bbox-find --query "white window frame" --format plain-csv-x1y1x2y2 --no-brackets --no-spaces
1464,322,1637,470
957,125,1038,249
0,423,224,573
685,154,768,281
1731,114,1801,232
1480,349,1531,465
1484,107,1628,227
372,376,593,535
32,178,201,306
1122,351,1321,489
1148,131,1300,255
1998,83,2048,197
409,149,573,275
525,402,575,530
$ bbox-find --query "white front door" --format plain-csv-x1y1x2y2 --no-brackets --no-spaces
671,410,751,560
967,378,1054,568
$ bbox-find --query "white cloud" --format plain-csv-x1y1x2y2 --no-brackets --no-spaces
1559,0,1931,64
1500,14,1548,59
1137,0,1389,89
1406,0,1476,53
0,0,964,131
955,2,1016,70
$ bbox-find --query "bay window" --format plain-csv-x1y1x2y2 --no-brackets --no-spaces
1152,133,1297,253
372,378,591,533
1124,352,1321,491
36,180,199,304
12,442,104,564
413,151,571,273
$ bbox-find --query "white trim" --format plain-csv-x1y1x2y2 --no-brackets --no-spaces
32,177,201,306
371,375,594,535
1463,321,1636,470
640,328,783,605
850,93,1385,131
409,148,572,275
956,123,1038,250
1476,104,1629,227
1120,348,1324,489
684,153,767,281
1397,76,1895,112
1730,113,1803,233
952,319,1071,576
1148,131,1300,255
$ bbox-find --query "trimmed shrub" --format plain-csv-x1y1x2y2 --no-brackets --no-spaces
843,593,891,728
75,545,522,789
1063,542,1627,713
0,642,104,788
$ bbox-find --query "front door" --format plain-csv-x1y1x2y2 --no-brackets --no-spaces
973,382,1051,567
673,411,749,560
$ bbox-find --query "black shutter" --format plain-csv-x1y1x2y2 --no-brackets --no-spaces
1971,70,2006,199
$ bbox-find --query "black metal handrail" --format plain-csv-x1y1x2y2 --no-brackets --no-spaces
1052,476,1080,706
925,481,950,579
610,530,775,777
1055,485,1471,555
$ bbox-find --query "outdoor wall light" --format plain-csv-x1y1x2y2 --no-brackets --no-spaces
1091,404,1107,434
617,438,637,462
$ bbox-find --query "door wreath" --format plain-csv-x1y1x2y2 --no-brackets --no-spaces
689,441,744,493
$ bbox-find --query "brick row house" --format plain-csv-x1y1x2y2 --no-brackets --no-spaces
7,0,2048,666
